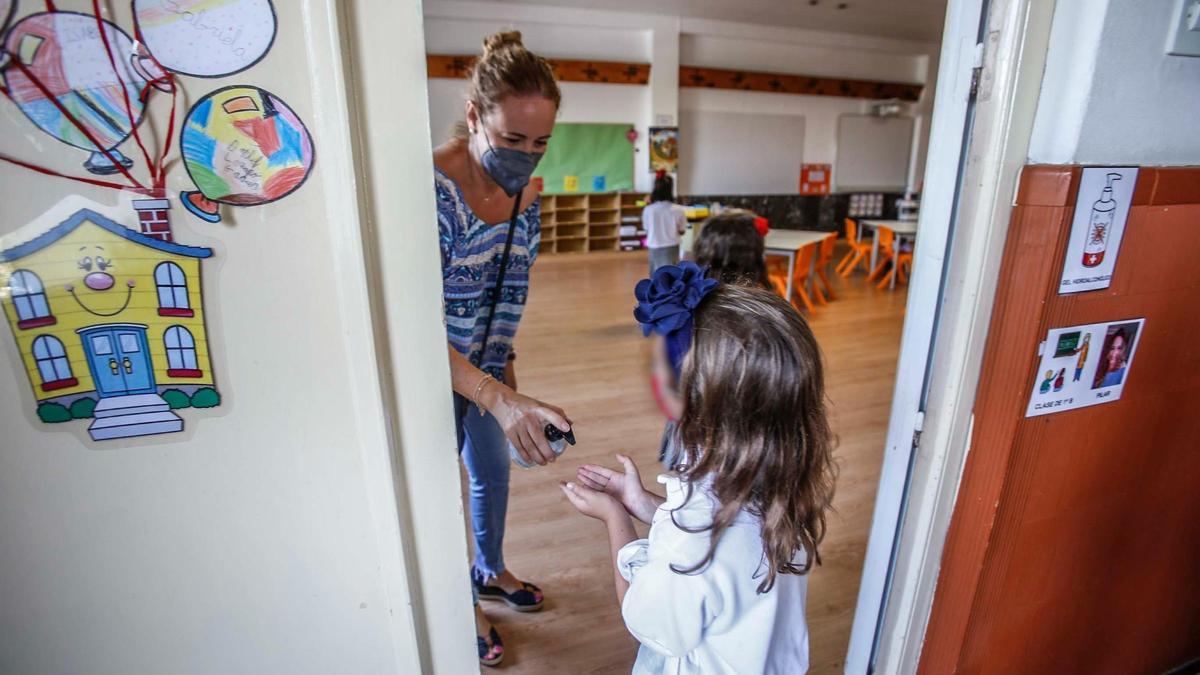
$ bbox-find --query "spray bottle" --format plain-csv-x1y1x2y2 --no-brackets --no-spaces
1082,173,1122,268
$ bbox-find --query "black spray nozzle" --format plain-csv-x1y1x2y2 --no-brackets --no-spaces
544,424,576,446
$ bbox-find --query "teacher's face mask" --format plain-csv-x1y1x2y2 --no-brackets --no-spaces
477,117,543,197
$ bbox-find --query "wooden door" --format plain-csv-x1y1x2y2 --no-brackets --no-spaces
919,166,1200,674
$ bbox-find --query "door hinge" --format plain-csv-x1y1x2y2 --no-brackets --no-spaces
968,41,985,101
912,411,926,449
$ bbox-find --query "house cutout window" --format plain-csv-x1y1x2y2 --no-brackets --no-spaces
155,262,193,317
9,269,56,329
32,335,77,391
165,326,201,377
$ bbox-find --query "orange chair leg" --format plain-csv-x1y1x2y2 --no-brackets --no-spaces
839,250,864,278
817,269,837,301
794,286,817,313
868,258,890,282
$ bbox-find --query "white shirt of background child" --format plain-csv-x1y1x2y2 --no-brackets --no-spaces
643,201,688,249
617,473,810,675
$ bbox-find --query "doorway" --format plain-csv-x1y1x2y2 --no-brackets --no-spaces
403,0,1037,671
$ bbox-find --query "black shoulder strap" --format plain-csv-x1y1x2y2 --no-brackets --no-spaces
473,190,523,368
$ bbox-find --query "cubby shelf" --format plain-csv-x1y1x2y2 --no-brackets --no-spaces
538,192,648,254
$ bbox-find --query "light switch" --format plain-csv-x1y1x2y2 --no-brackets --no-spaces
1167,0,1200,56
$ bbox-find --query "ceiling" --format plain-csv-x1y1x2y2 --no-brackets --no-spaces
471,0,948,43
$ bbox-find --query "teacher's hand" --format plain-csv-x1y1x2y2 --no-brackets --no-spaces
481,383,572,467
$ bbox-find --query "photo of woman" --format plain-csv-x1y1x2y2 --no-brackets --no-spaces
1092,322,1140,389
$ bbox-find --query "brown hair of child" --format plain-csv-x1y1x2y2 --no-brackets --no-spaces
674,283,837,592
454,31,561,138
692,210,771,289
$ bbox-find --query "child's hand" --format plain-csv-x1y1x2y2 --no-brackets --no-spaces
559,481,624,522
577,454,659,524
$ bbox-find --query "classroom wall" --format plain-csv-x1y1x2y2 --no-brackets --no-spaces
0,1,472,672
422,0,940,195
1028,0,1200,165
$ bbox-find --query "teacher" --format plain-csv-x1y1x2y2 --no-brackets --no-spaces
432,31,570,667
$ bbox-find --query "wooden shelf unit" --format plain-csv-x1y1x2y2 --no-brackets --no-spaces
537,192,649,254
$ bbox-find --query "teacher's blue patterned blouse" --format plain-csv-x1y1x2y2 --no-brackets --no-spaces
435,167,541,383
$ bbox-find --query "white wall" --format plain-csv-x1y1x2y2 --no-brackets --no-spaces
1029,0,1200,165
0,1,471,672
422,0,940,195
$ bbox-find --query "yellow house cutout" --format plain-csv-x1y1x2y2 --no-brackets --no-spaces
1,202,220,441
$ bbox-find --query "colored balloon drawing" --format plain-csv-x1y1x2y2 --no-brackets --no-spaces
133,0,277,78
1,12,168,175
179,85,314,223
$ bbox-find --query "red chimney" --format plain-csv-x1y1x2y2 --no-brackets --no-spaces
132,198,172,242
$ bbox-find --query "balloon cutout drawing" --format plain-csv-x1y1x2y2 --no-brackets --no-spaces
1,11,170,175
179,85,315,223
132,0,278,78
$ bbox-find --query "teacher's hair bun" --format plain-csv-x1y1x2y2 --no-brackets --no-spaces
483,30,524,56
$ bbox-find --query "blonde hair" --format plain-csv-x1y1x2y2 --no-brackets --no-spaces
454,31,561,139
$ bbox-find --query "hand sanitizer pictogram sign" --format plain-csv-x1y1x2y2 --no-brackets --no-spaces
1060,167,1138,293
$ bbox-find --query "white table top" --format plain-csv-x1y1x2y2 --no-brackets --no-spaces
860,219,919,235
763,229,831,252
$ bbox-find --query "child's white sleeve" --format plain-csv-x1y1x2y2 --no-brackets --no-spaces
617,536,724,658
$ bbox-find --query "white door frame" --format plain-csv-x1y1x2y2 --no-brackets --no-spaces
843,0,986,669
845,0,1055,672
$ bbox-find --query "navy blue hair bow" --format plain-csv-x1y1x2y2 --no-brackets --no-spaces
633,261,719,376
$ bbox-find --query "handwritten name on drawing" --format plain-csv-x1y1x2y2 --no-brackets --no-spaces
224,140,264,192
163,0,251,58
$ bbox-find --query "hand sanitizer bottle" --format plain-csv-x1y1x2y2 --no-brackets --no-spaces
1082,173,1122,268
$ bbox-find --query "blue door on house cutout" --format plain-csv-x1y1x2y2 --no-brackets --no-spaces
79,325,156,397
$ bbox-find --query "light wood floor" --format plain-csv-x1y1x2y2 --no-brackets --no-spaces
471,249,907,673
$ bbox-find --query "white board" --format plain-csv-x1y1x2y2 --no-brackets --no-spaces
678,110,805,195
835,114,914,191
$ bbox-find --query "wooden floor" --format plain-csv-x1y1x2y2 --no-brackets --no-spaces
471,248,907,673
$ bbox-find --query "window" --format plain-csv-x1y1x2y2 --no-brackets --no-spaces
32,335,76,391
164,326,201,377
155,262,193,317
9,270,55,329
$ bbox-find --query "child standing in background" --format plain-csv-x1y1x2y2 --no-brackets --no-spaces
692,210,772,288
562,266,837,674
643,176,688,274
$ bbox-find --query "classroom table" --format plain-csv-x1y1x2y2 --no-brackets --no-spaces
860,219,919,289
763,230,831,303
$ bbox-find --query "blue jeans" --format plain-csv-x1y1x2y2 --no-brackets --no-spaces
455,395,510,581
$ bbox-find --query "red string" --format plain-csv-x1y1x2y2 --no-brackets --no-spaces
7,60,145,189
92,1,156,183
155,82,178,190
45,1,57,10
0,152,137,191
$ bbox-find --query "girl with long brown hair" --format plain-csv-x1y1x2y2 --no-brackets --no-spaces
562,264,836,673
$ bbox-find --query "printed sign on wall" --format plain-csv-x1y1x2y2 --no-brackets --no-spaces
1025,318,1145,417
1059,167,1138,294
800,163,831,195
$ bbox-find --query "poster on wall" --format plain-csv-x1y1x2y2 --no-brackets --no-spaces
648,126,678,174
0,196,224,443
1059,167,1138,294
1025,318,1145,417
800,163,831,195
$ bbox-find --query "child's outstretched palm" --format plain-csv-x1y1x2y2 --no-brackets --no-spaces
577,454,659,524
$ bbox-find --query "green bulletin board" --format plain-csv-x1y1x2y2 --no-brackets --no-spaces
533,123,635,194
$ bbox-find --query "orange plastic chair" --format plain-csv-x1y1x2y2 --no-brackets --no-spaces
870,227,912,289
837,218,874,278
773,245,816,313
868,227,895,282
